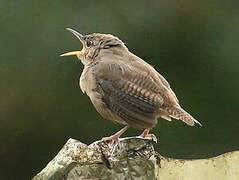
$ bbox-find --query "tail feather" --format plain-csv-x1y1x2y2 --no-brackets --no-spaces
164,106,201,126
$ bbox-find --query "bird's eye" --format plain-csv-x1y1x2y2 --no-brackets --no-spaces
86,41,92,47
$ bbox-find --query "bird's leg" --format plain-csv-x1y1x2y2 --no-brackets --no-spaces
139,129,157,143
102,126,129,143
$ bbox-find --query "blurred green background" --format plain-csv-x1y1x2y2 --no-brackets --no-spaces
0,0,239,179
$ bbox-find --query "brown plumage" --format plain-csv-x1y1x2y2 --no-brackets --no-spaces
61,28,201,142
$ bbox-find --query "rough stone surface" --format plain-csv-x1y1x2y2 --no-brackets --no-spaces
33,138,239,180
33,137,156,180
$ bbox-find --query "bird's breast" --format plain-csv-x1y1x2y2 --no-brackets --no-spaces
79,65,123,124
79,65,97,95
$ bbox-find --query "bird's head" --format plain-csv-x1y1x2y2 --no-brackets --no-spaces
61,28,128,65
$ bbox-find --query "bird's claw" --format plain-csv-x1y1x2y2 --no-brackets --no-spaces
139,129,158,143
102,135,120,144
102,135,123,156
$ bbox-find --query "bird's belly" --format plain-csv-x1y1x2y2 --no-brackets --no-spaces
88,92,127,125
79,66,123,123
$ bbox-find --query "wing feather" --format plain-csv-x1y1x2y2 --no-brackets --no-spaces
95,62,163,129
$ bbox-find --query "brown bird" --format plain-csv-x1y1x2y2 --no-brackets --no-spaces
61,28,201,143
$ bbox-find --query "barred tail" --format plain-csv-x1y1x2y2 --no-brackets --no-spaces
165,106,201,126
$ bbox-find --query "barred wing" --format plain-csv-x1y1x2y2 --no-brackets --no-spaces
95,62,165,129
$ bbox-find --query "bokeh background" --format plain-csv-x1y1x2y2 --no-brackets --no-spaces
1,0,239,179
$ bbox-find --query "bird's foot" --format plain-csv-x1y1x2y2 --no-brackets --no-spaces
102,135,122,156
102,126,129,144
139,129,158,143
102,135,120,144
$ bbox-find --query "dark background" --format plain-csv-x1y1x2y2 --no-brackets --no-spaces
1,0,239,179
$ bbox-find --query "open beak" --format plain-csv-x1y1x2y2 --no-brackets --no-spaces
60,51,83,57
60,28,84,58
65,28,84,41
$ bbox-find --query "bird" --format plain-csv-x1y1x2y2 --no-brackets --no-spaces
61,28,201,143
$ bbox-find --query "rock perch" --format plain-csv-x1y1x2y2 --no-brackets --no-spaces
32,137,239,180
